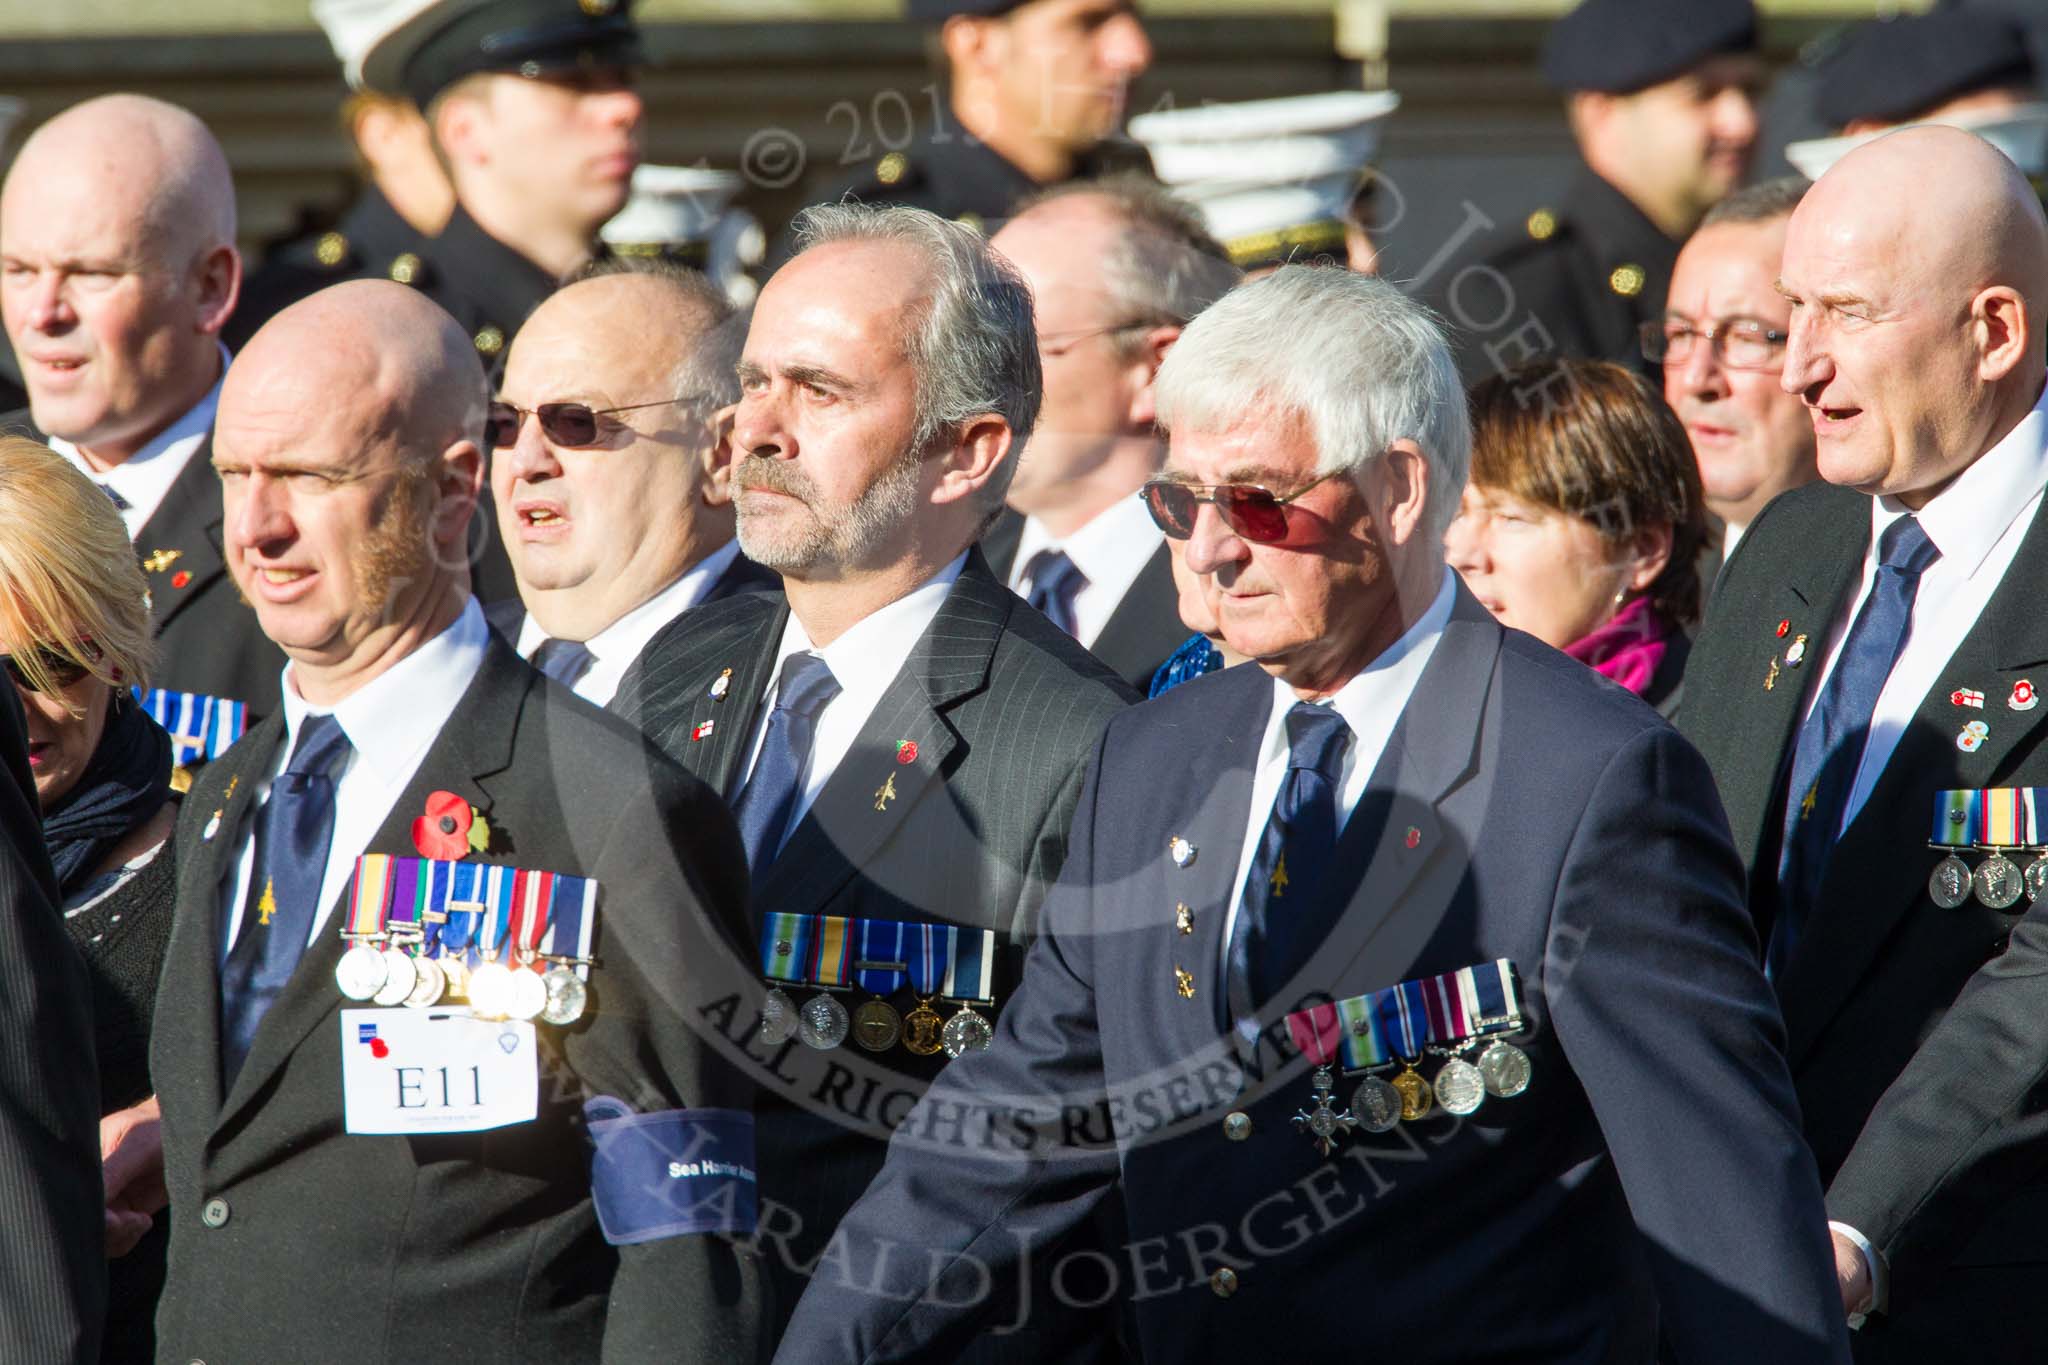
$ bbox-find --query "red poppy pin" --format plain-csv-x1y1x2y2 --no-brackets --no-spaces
896,740,918,765
412,789,492,859
171,570,191,589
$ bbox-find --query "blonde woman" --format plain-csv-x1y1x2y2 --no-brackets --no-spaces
0,436,175,1362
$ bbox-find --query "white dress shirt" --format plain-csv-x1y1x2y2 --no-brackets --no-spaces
47,343,229,539
1802,383,2048,838
514,539,742,706
738,554,966,849
1007,495,1164,648
219,598,490,953
1218,567,1456,976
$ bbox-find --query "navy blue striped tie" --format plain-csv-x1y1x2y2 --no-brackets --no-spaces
731,653,841,880
1023,549,1085,638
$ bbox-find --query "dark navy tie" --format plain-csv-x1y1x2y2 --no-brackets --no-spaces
220,713,352,1083
731,652,842,880
1023,549,1086,638
1226,703,1352,1040
1771,515,1941,974
97,482,130,512
533,637,595,687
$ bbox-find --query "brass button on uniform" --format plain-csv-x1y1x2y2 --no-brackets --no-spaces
388,252,422,286
474,325,505,357
1209,1267,1239,1298
1608,263,1646,298
314,232,348,268
1223,1110,1251,1141
876,152,908,186
1525,208,1557,241
200,1197,230,1228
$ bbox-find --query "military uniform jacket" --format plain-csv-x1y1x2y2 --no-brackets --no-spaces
774,588,1849,1365
0,409,285,718
150,639,768,1363
1679,480,2048,1358
625,552,1135,1358
227,186,436,351
1428,164,1676,385
980,507,1186,696
417,204,560,382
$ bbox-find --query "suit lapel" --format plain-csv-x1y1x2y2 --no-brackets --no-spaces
135,434,227,637
212,643,529,1136
1088,544,1181,683
752,562,1012,921
1779,499,2048,1062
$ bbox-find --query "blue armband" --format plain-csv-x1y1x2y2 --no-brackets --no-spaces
584,1096,758,1245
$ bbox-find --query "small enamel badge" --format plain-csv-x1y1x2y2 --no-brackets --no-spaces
896,740,918,764
1959,719,1991,753
691,719,715,741
1784,634,1808,667
171,570,191,589
709,668,732,701
202,808,223,841
875,773,897,811
1952,688,1986,709
1765,658,1780,691
1175,902,1193,934
1170,836,1196,867
141,548,181,574
1775,619,1790,639
1174,966,1195,999
2012,680,2039,712
1404,826,1422,850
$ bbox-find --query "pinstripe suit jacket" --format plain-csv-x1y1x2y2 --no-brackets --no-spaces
626,551,1137,1360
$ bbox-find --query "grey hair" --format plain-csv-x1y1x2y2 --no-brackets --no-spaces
1699,176,1807,230
1014,173,1242,355
566,255,741,412
792,202,1041,515
1154,266,1471,541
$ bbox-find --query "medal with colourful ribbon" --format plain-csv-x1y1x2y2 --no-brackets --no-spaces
1286,1003,1354,1155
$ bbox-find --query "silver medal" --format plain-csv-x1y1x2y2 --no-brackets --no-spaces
335,943,389,1001
1975,852,2024,910
759,987,799,1045
1477,1040,1532,1098
1350,1075,1402,1133
506,968,549,1022
466,962,514,1019
371,949,419,1007
402,954,446,1009
940,1005,994,1058
1434,1056,1486,1116
541,966,587,1026
1928,853,1973,909
2027,857,2048,904
798,993,850,1049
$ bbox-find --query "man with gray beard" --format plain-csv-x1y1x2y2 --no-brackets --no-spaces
630,202,1136,1358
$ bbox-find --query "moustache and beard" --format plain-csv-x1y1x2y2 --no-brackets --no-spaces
733,449,927,577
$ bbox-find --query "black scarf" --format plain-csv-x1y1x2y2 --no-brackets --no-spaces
41,691,173,900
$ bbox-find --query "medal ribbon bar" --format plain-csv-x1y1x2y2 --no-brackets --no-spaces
855,919,908,995
942,928,996,1004
508,869,555,959
1985,788,2024,847
761,912,813,981
1932,789,1983,846
344,854,395,937
907,921,956,994
440,862,483,955
1286,1002,1342,1067
1291,959,1526,1071
540,874,598,981
812,916,853,987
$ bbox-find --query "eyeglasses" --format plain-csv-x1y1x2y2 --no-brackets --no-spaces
1,642,98,695
1140,470,1346,544
486,397,700,450
1036,318,1171,359
1640,316,1788,371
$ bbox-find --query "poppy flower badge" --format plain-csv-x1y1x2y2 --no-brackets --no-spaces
412,789,492,859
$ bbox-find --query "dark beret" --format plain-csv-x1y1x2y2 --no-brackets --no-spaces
1542,0,1758,95
905,0,1029,20
360,0,643,107
1815,11,2036,129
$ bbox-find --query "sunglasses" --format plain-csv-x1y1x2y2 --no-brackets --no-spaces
1141,469,1346,544
486,397,696,450
1,642,98,695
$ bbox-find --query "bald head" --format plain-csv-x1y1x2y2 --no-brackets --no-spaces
215,281,487,702
1779,125,2048,502
0,94,241,464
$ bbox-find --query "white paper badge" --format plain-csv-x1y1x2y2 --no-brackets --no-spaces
341,1007,538,1135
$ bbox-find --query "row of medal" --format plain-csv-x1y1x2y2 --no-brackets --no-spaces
1927,787,2048,910
331,854,600,1027
758,911,998,1060
135,686,247,768
1285,959,1533,1156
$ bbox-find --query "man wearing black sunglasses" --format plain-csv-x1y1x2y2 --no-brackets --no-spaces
487,260,775,712
777,266,1848,1365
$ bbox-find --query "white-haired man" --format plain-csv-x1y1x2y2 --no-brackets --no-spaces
774,265,1850,1365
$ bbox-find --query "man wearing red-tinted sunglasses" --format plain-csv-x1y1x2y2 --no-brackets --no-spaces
778,265,1850,1365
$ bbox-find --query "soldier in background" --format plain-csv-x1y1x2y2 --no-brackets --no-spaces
228,0,456,350
1423,0,1763,385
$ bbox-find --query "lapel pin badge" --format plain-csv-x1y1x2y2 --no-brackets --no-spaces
1958,719,1991,753
2012,680,2039,712
896,740,918,764
875,773,897,811
1170,836,1196,867
1765,658,1779,691
141,548,181,574
170,570,191,589
691,719,715,741
1174,966,1195,999
1175,902,1193,934
1953,687,1986,709
1405,826,1422,850
1784,633,1808,667
709,668,732,701
202,808,223,841
1775,619,1790,639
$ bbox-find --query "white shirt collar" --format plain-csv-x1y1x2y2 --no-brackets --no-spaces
281,597,491,780
1009,494,1163,594
772,553,969,698
1259,565,1458,758
45,343,229,538
514,539,744,705
1876,381,2048,580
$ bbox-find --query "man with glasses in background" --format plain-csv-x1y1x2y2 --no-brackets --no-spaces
982,178,1240,692
488,260,774,714
1652,177,1818,593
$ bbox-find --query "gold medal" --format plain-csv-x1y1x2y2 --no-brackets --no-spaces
853,998,903,1052
1391,1060,1433,1122
902,996,944,1056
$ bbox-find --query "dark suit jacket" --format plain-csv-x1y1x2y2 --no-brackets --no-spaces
980,507,1187,695
150,637,768,1363
0,408,286,716
1681,480,2048,1360
626,552,1136,1359
775,588,1848,1365
0,687,105,1362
